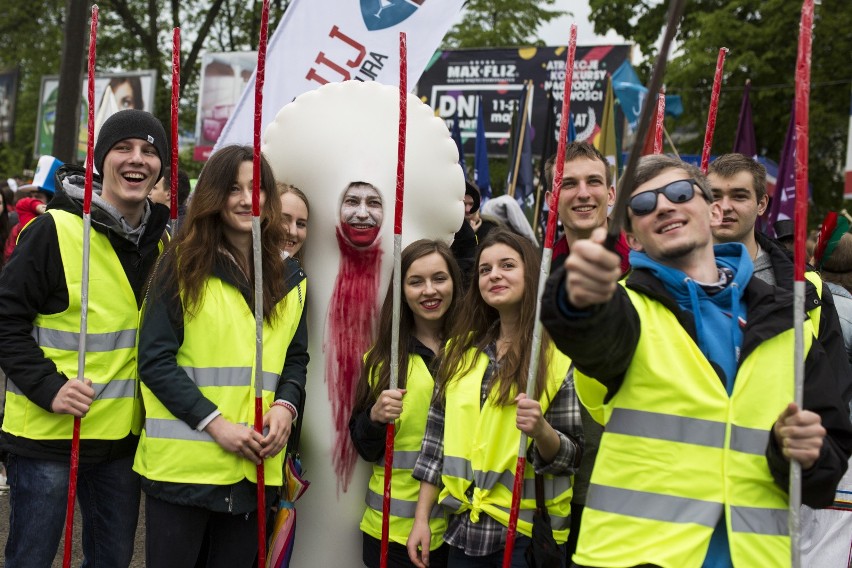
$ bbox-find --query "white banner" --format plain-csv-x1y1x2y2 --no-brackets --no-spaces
214,0,466,152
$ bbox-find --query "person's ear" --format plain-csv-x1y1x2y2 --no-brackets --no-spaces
626,232,643,252
757,194,769,216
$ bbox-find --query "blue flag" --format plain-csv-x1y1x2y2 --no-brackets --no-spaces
451,113,465,172
611,61,683,129
474,96,491,199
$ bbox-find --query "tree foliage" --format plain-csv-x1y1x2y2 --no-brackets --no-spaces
444,0,566,48
0,0,290,176
589,0,852,217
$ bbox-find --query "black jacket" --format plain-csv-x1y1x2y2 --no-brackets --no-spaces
137,249,309,512
0,164,169,462
754,230,852,406
540,264,852,508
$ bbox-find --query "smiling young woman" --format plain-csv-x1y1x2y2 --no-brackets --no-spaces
350,239,463,568
406,229,583,568
133,144,309,567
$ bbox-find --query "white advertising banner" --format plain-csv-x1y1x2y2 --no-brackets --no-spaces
214,0,465,152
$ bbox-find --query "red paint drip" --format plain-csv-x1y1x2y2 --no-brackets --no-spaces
700,47,729,174
170,28,181,222
544,24,577,250
326,229,382,492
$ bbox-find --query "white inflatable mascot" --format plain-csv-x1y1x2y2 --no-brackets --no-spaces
263,80,464,566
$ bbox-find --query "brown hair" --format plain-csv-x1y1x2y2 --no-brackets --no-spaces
154,145,288,323
708,153,768,202
544,141,612,190
435,228,553,406
277,182,310,261
352,240,462,415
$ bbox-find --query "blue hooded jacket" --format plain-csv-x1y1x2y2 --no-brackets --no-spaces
629,242,753,394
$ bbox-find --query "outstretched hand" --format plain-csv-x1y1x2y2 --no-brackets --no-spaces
564,227,622,309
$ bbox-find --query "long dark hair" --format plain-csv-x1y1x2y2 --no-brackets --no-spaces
435,228,553,406
154,145,288,323
352,239,462,414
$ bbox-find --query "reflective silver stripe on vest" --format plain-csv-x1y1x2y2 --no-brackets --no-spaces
587,484,722,528
145,417,248,442
6,379,23,396
475,468,572,501
92,379,136,400
181,367,278,392
729,425,769,455
32,326,137,352
730,505,788,536
607,408,726,449
379,450,420,470
443,455,474,479
7,378,134,400
262,371,279,393
365,489,443,519
446,456,571,501
436,492,571,530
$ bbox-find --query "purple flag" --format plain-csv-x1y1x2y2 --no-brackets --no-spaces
764,107,796,237
733,81,757,158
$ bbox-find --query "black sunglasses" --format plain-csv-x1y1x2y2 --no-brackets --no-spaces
628,178,697,217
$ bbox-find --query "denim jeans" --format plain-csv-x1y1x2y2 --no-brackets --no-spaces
4,454,141,568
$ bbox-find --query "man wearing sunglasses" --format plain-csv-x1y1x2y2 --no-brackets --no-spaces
540,154,852,568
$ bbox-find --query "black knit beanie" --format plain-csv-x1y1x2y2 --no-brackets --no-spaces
94,109,168,181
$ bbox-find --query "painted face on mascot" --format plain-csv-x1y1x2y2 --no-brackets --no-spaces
262,80,464,567
339,182,383,247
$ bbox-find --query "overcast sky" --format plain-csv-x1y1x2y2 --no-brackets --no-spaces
535,0,628,47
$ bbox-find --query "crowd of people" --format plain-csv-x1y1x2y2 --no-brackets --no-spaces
0,106,851,568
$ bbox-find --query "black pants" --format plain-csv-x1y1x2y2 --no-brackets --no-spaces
362,532,449,568
146,494,259,568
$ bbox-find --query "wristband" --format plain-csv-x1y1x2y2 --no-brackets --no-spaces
272,399,298,420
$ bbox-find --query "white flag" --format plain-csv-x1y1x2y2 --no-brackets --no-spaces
214,0,465,152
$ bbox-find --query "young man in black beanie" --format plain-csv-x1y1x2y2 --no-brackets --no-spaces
0,109,169,567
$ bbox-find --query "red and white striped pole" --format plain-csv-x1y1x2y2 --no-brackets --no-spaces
791,2,814,566
63,5,98,567
252,1,271,566
502,23,577,568
381,31,408,568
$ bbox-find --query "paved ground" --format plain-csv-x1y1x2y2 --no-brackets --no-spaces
0,371,146,567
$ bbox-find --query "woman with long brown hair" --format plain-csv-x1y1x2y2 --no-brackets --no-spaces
407,229,583,568
134,144,308,567
350,239,463,568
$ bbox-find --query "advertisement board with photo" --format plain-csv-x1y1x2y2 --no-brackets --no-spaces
35,70,157,160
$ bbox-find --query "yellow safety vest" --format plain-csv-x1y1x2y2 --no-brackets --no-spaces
4,210,142,440
360,355,447,550
574,287,811,568
439,346,575,543
134,272,305,487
